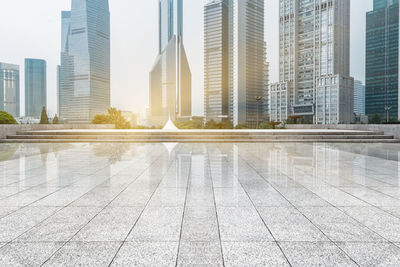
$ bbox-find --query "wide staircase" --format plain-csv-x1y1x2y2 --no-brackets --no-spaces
1,129,399,143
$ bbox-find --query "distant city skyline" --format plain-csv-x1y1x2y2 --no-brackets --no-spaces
0,0,372,117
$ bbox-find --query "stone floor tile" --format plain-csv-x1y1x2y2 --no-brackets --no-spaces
17,207,101,242
70,187,124,207
280,241,357,266
44,242,121,267
277,187,331,207
0,206,20,219
214,188,253,207
340,187,400,207
308,187,370,207
147,188,187,207
73,207,142,242
340,206,400,242
185,188,215,207
299,207,384,242
337,242,400,266
181,206,219,242
0,242,62,267
222,241,289,266
258,207,328,242
111,241,178,266
0,207,60,242
110,188,154,207
217,207,273,242
246,188,292,207
127,206,184,242
178,241,223,266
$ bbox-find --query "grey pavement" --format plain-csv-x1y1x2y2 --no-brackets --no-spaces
0,142,400,266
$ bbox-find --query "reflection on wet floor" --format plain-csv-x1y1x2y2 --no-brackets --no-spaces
0,143,400,266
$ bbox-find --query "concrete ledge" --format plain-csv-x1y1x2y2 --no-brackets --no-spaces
286,124,400,139
0,124,114,139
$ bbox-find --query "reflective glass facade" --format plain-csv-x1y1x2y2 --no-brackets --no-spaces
204,0,231,122
233,0,267,127
365,0,399,121
25,59,46,117
59,0,110,123
149,0,191,125
354,80,366,115
0,63,20,118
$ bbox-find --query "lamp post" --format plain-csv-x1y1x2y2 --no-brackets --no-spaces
384,106,392,123
255,96,263,129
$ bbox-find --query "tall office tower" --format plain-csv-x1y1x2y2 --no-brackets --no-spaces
233,0,267,127
353,80,366,115
204,0,232,123
366,0,399,122
58,0,110,123
0,63,20,117
270,0,353,124
149,0,191,125
25,59,47,117
204,0,267,127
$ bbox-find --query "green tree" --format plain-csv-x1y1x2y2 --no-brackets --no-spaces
53,114,59,124
92,108,131,129
175,120,203,129
235,124,249,129
369,114,381,124
40,106,49,124
0,111,18,124
204,119,218,129
268,121,281,129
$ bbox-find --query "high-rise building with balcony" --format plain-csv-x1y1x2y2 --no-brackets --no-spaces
0,63,20,118
58,0,110,123
149,0,192,125
204,0,268,127
25,59,46,117
270,0,353,124
353,80,366,116
365,0,399,122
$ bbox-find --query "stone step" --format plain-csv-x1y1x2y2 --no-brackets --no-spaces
15,130,386,136
7,134,395,140
2,139,399,144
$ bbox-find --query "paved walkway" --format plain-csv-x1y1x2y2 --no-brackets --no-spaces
0,143,400,266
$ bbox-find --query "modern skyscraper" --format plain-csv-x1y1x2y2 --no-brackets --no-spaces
365,0,399,122
270,0,354,124
354,80,366,116
25,59,46,117
58,0,110,123
0,63,20,118
204,0,268,127
204,0,232,123
233,0,267,127
149,0,191,125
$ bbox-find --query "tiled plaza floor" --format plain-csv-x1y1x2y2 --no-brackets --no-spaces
1,142,400,266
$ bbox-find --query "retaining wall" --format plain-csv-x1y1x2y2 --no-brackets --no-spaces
0,124,114,139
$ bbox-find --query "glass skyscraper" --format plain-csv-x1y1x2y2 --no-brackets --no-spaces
354,80,366,116
204,0,268,127
270,0,353,125
58,0,110,123
204,0,232,123
0,62,20,118
25,59,46,117
149,0,191,125
365,0,399,122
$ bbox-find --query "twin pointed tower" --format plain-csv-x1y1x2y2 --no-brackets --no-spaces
149,0,192,125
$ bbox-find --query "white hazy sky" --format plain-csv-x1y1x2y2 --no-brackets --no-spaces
0,0,372,117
